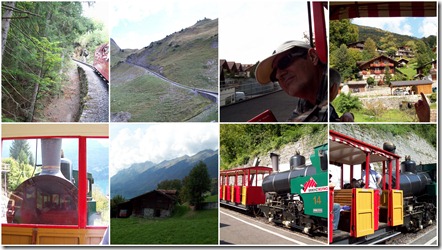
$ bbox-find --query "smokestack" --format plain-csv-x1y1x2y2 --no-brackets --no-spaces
270,153,279,172
41,139,66,179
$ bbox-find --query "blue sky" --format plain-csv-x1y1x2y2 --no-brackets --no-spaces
110,0,219,50
351,16,438,38
109,124,219,177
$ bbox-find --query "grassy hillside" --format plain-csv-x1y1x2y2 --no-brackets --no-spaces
111,62,212,122
126,18,218,91
111,206,218,244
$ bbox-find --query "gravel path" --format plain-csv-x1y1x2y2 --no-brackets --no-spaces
76,62,109,122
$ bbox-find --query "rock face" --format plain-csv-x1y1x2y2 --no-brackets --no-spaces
239,125,436,172
330,125,437,164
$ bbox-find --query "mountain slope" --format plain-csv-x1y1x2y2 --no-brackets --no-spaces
111,149,218,199
125,18,218,91
355,24,435,48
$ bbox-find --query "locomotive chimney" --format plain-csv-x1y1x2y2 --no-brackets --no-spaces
270,153,279,172
41,138,66,179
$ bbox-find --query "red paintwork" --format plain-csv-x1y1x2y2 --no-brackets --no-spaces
93,43,109,82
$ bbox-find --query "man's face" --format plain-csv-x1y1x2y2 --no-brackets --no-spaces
272,49,315,98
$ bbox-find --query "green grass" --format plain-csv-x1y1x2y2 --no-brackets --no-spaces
349,108,417,122
397,63,418,80
110,207,218,245
204,195,218,203
111,64,212,122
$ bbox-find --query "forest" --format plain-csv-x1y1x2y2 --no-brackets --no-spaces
1,2,107,122
329,20,436,82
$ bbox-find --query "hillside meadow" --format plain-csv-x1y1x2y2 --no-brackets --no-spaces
110,206,218,245
111,63,212,122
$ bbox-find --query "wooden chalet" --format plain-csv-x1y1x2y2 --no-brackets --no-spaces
397,58,409,67
395,46,414,58
117,190,178,219
347,41,365,51
390,80,433,95
358,55,399,81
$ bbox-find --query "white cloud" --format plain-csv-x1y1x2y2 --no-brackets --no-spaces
109,0,166,31
419,17,437,37
352,17,437,38
109,124,219,176
352,17,412,36
110,0,218,49
219,0,310,64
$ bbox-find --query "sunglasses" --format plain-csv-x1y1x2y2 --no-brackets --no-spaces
273,51,307,71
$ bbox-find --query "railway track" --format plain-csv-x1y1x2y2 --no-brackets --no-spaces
127,62,218,103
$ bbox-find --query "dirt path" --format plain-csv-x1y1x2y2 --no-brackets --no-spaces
35,67,80,122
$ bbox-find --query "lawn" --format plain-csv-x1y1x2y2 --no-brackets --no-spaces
349,108,418,122
110,206,218,245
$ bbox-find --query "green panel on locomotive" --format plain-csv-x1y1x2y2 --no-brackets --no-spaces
290,143,328,218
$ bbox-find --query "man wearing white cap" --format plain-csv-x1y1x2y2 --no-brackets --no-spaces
255,40,328,122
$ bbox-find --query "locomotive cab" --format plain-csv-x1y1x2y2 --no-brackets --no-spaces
2,124,109,245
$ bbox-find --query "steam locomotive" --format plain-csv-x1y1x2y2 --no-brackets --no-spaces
6,139,96,225
2,123,108,245
259,144,328,235
220,143,329,235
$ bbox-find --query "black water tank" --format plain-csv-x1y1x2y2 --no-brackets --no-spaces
388,172,432,197
262,165,316,194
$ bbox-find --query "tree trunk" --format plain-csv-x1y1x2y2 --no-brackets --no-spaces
2,2,15,57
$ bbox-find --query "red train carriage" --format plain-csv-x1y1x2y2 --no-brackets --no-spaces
93,43,109,83
220,166,272,214
328,130,403,244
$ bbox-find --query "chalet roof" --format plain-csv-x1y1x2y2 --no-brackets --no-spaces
347,41,365,49
358,55,399,69
220,59,228,70
130,189,178,202
390,79,433,87
227,61,237,71
345,81,366,86
398,58,409,63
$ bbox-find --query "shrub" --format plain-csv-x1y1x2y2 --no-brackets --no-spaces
333,93,363,114
429,92,437,103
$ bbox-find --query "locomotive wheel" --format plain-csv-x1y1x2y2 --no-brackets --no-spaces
251,206,262,217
